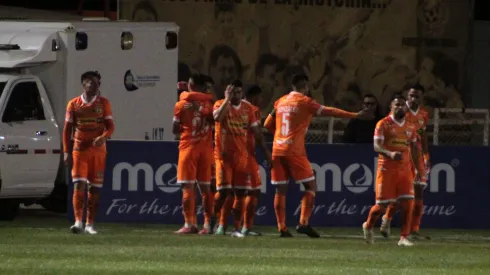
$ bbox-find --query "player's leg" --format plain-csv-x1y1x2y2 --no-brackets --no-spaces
363,169,396,244
396,172,416,246
70,150,89,234
84,151,106,234
209,164,217,232
411,164,429,240
175,148,198,234
196,147,214,235
289,156,319,238
242,158,262,236
271,156,292,237
214,159,233,235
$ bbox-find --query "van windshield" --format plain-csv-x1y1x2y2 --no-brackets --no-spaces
0,82,5,98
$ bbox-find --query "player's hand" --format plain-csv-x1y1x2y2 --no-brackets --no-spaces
264,151,273,168
64,152,72,167
356,108,375,120
389,151,403,161
184,101,200,111
224,85,234,99
93,136,107,147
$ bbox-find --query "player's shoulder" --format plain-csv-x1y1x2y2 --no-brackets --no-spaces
242,100,258,111
97,96,111,104
419,106,430,117
376,116,391,127
174,100,186,108
68,96,82,105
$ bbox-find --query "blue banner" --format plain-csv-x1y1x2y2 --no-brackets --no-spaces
67,141,490,229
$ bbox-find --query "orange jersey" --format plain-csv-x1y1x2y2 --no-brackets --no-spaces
374,115,417,169
173,92,213,150
64,95,113,152
213,99,258,156
242,99,261,155
405,105,429,145
272,91,357,156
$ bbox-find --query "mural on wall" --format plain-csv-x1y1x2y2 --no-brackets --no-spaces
120,0,469,115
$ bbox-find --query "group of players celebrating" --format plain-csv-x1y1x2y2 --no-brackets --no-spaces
65,70,430,247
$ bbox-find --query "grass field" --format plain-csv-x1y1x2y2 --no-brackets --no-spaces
1,211,490,275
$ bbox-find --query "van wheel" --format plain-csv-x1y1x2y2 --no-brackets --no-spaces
0,200,19,221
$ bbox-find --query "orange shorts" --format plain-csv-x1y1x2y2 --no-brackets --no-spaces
215,153,250,190
375,166,414,204
271,155,314,185
72,148,106,188
177,146,213,184
248,156,261,190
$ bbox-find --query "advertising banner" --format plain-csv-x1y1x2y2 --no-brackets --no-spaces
68,141,490,229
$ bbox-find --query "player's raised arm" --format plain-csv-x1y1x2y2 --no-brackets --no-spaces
373,121,401,160
263,108,276,133
213,85,233,122
102,100,114,138
308,99,374,120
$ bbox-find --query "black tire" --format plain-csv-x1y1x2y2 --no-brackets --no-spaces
0,200,19,221
39,184,68,214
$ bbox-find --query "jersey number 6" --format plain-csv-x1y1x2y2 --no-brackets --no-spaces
281,112,290,136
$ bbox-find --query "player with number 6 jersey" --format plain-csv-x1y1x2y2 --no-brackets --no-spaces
264,74,373,238
173,74,215,235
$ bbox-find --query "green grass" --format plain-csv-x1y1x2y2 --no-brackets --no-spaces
1,213,490,275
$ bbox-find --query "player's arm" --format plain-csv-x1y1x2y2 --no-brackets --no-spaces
410,140,424,178
172,102,182,135
251,122,272,164
263,108,276,133
213,86,234,122
421,116,430,166
102,100,115,139
308,100,373,120
62,102,74,155
373,121,399,160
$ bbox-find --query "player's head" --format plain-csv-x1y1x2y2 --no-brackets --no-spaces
227,79,243,106
291,74,310,95
81,71,101,96
245,85,263,108
407,83,425,109
202,74,215,94
390,93,407,119
188,73,206,92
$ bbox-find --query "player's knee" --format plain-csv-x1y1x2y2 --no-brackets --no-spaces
234,189,246,197
198,183,210,192
302,180,317,192
248,189,260,197
73,181,87,191
88,185,100,194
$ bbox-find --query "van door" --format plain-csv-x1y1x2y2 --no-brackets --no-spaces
0,77,60,197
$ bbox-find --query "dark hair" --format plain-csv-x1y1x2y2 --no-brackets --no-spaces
202,74,214,85
410,83,425,93
391,93,406,102
255,53,283,76
292,74,308,87
246,85,262,98
189,73,207,91
231,79,243,88
81,71,101,83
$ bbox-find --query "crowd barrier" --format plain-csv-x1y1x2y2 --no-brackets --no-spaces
67,141,490,229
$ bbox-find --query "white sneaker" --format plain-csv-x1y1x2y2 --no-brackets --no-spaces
84,225,98,235
398,237,414,247
70,221,83,234
380,217,391,238
362,222,374,244
231,230,245,238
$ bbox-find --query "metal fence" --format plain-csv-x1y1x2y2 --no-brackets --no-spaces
295,108,490,146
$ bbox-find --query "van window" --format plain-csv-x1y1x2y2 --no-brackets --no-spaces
76,32,88,50
2,81,46,122
166,32,178,49
0,82,5,99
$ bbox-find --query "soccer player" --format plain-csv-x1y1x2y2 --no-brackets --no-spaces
380,84,430,239
173,74,215,235
264,74,372,238
213,80,272,238
64,71,114,235
241,85,265,236
362,94,423,247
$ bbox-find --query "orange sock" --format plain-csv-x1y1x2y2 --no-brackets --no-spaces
411,199,424,233
382,202,399,221
232,194,246,231
220,193,234,227
182,187,195,227
72,190,85,223
299,191,315,225
243,192,259,230
202,190,214,227
399,199,415,237
365,204,386,229
86,191,100,225
274,193,287,231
